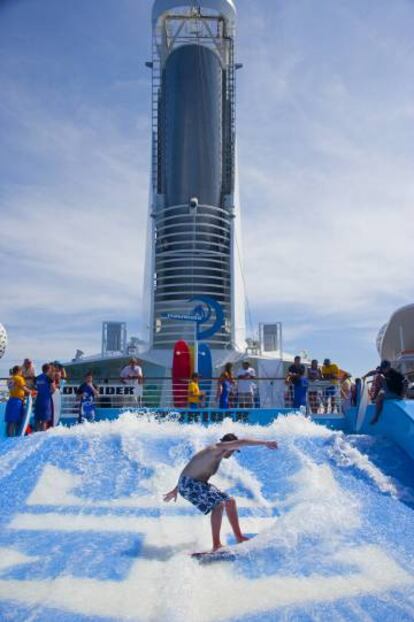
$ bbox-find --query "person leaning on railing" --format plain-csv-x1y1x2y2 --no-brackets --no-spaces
120,358,144,407
321,358,340,414
4,365,32,437
307,359,322,414
363,360,407,425
187,372,205,410
286,356,308,410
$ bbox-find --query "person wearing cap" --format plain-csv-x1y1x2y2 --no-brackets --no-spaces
321,358,340,414
363,360,406,424
163,432,278,552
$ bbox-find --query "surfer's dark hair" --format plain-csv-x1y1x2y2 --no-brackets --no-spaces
220,433,238,443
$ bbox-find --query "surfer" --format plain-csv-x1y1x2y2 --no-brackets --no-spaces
163,433,278,552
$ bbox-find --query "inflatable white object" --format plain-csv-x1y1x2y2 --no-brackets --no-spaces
0,323,7,359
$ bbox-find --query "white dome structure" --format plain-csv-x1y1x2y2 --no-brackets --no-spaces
0,323,7,360
377,304,414,362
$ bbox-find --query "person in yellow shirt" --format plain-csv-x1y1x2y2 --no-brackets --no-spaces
188,373,205,410
321,358,339,414
5,365,31,437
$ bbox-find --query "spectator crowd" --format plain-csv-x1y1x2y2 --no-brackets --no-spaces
284,355,353,414
3,358,145,437
4,360,67,437
3,354,411,435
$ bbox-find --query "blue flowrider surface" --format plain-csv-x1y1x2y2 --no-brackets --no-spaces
0,414,414,621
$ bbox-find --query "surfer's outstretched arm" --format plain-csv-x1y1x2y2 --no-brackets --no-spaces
217,439,278,451
163,485,178,502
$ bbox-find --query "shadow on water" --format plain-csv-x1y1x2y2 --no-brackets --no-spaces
123,541,191,561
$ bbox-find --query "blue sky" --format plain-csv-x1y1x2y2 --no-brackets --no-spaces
1,0,414,377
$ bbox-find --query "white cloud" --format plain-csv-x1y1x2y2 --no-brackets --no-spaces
236,0,414,328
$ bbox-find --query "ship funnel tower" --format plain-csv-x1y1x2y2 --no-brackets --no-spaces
144,0,246,350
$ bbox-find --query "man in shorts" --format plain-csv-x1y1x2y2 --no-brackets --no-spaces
163,433,278,552
187,372,205,409
34,363,56,431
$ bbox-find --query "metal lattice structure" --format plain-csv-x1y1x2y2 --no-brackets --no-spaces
144,0,245,350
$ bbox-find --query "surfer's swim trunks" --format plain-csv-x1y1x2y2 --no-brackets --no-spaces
178,475,230,514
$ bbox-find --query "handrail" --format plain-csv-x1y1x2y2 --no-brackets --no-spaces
0,377,350,414
0,376,353,383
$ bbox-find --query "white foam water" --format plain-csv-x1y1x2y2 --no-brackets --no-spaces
0,413,413,622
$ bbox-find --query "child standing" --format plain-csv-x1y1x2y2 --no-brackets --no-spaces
187,372,205,410
76,372,99,423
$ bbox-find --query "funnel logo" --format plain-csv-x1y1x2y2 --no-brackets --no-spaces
162,296,224,340
188,296,224,340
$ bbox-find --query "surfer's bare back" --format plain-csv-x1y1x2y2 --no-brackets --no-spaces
163,433,278,552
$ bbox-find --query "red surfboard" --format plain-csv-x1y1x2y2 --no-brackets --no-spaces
172,340,191,407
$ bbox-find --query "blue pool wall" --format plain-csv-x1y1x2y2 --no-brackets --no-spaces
2,400,414,463
345,400,414,461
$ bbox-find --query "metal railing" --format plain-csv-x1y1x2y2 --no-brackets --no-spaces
59,378,347,415
61,379,272,414
0,377,348,416
284,381,346,415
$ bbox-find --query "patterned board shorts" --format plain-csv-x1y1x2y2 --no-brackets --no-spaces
178,475,230,515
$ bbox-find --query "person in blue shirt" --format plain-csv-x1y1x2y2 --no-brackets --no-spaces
216,363,234,409
34,363,56,432
286,356,308,410
293,375,308,409
76,372,99,423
